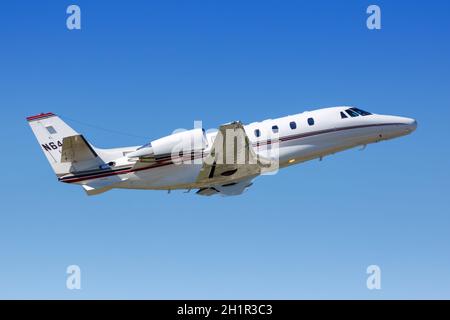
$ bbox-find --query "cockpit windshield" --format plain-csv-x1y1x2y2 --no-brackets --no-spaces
348,107,372,116
343,108,372,118
345,109,359,117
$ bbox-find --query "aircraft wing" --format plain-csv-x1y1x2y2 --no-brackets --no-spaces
195,121,271,186
196,176,255,197
194,121,276,196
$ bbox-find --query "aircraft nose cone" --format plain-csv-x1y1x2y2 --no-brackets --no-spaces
405,118,418,132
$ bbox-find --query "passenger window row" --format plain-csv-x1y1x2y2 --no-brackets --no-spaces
254,117,315,137
253,107,372,138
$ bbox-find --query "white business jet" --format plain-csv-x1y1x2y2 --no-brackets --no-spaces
27,106,416,196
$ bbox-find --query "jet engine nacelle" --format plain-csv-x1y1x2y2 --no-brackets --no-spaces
128,128,207,159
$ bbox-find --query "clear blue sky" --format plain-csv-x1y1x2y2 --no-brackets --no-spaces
0,0,449,299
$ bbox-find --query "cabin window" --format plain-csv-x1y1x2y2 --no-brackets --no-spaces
289,121,297,129
272,125,279,133
254,129,261,137
340,112,348,119
307,117,314,126
345,109,359,117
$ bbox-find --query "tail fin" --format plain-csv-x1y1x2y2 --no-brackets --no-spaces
27,113,102,176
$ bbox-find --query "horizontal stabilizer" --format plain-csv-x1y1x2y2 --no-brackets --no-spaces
81,176,128,196
61,135,98,163
82,184,113,196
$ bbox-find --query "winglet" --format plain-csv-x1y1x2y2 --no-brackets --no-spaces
26,112,56,122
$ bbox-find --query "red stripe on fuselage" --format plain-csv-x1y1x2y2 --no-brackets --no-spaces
60,155,205,183
61,122,405,183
